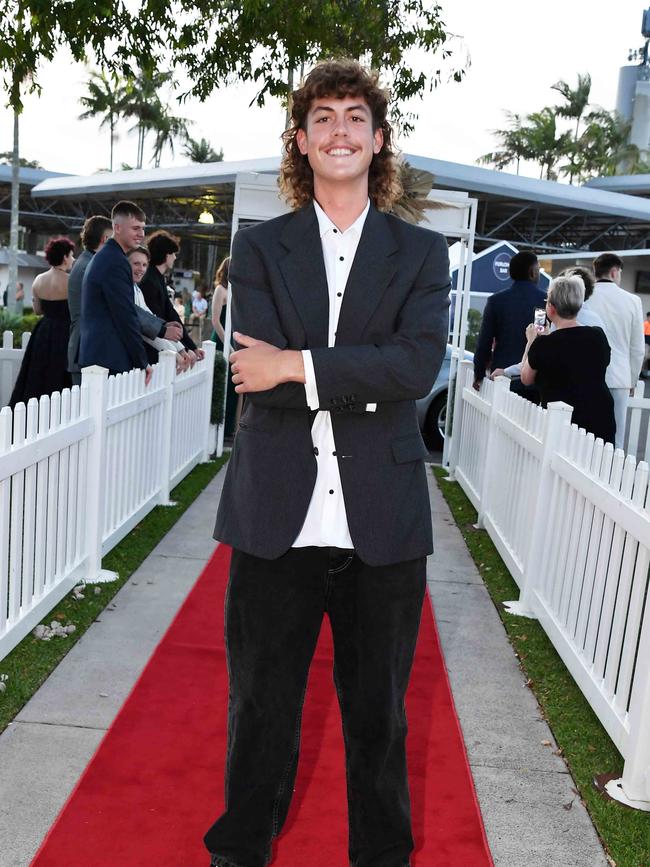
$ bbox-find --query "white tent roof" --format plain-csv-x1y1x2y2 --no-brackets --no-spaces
31,157,281,198
30,153,650,223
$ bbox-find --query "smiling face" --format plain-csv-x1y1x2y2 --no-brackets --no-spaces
129,251,149,284
113,215,146,254
296,95,383,194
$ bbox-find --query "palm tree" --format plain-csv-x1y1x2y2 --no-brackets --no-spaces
478,112,530,174
577,109,650,178
78,70,126,172
551,73,592,183
524,108,572,180
121,70,173,169
552,73,592,141
183,136,224,163
151,109,191,167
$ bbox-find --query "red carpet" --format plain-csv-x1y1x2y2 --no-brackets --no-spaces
32,545,493,866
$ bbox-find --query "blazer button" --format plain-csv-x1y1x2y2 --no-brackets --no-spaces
313,447,319,455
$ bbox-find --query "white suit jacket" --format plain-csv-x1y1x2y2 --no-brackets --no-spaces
584,281,645,389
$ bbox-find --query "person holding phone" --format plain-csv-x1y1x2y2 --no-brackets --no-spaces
520,275,615,444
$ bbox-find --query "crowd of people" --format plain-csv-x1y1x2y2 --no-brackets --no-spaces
6,201,233,416
474,250,646,449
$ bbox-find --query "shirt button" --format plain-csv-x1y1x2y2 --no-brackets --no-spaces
337,292,342,297
329,489,334,494
333,228,338,233
313,447,319,455
339,256,344,261
332,451,337,456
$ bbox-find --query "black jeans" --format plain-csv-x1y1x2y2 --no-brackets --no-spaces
204,546,426,867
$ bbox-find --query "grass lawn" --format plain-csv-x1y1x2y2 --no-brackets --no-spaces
433,466,650,867
0,455,228,735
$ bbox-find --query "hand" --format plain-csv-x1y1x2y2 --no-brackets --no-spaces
194,347,205,361
525,323,541,343
164,322,183,341
176,352,189,374
230,332,304,393
144,366,153,386
490,368,505,380
472,378,483,392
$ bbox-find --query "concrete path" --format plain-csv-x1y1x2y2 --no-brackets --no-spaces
0,464,608,866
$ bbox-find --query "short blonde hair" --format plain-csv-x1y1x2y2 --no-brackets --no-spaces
547,275,584,318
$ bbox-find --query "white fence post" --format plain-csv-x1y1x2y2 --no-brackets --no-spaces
446,359,472,479
158,350,178,506
503,400,573,618
606,589,650,810
81,366,117,584
200,340,216,462
474,376,510,528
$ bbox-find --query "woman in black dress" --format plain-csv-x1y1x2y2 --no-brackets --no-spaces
9,237,75,409
521,274,616,444
210,256,239,438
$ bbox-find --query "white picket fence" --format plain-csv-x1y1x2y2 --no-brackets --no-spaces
0,341,216,662
450,360,650,811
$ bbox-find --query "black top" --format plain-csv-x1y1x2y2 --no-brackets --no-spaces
527,326,615,444
138,265,196,352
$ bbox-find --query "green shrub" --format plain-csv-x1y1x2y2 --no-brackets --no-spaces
0,310,40,344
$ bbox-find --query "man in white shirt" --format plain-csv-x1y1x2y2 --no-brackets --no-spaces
206,60,450,867
583,253,645,450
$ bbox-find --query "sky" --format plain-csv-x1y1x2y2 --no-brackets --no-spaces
0,1,644,180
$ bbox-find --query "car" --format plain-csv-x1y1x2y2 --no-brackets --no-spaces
416,344,474,451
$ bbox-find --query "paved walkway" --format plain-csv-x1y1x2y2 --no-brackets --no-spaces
0,465,608,866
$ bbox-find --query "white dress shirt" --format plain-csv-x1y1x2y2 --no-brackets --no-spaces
292,200,370,549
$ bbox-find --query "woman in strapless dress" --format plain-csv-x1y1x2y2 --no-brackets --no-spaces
9,236,75,409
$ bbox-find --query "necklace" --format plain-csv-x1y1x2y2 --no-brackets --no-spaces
53,266,68,273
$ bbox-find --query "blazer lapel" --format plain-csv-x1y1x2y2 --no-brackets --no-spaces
278,204,329,348
335,205,398,345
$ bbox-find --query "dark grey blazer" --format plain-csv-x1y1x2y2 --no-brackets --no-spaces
214,203,450,566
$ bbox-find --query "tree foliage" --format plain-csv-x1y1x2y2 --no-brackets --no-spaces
480,73,648,183
183,137,224,163
1,1,462,136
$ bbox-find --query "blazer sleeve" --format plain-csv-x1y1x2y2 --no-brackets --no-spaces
309,233,451,406
630,294,645,383
229,228,309,411
137,305,165,340
103,257,149,370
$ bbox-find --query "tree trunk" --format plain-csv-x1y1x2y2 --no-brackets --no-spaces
110,114,115,171
285,64,294,130
8,107,20,314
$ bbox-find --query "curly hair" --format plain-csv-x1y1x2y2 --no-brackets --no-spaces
44,236,75,266
279,59,402,212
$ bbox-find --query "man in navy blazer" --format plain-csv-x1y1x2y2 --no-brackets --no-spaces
205,60,450,867
473,251,545,390
79,200,152,382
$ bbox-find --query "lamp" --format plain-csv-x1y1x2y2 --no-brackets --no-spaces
198,209,214,224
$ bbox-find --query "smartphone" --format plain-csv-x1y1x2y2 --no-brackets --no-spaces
534,308,546,331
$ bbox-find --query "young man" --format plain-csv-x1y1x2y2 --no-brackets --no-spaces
207,59,450,867
79,200,153,382
69,214,182,385
584,253,645,449
472,251,546,393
